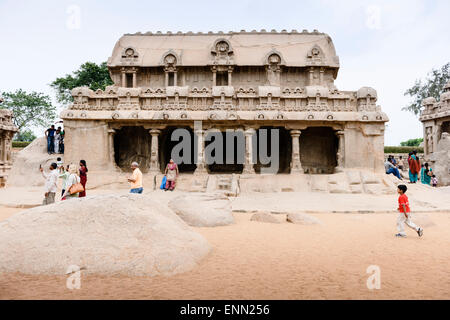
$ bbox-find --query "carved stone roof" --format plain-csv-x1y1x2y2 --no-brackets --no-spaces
108,30,340,69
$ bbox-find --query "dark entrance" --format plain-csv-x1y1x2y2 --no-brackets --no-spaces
300,127,338,174
255,127,291,174
114,126,151,172
205,130,244,174
160,127,196,173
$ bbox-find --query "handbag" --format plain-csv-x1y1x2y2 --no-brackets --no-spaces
160,176,167,189
69,182,84,194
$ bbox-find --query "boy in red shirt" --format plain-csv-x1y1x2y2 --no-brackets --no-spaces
396,185,423,238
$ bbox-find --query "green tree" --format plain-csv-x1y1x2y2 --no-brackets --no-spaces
403,63,450,116
14,129,37,142
51,61,113,104
400,138,423,147
0,89,56,131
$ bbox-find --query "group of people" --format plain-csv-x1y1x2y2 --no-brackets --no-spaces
45,125,64,155
385,151,438,187
41,159,88,205
127,159,179,194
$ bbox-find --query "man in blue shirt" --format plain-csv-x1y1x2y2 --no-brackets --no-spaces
45,125,56,154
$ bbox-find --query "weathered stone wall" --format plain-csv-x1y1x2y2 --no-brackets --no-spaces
63,120,110,170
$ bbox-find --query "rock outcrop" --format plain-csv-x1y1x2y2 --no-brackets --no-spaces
0,194,211,276
168,193,234,227
7,137,61,187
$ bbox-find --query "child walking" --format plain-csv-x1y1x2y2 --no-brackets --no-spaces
396,184,423,238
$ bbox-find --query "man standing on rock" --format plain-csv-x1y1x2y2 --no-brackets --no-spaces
128,162,143,194
40,162,59,205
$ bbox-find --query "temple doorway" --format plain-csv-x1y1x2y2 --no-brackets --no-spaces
205,130,244,174
114,126,151,172
160,127,196,173
300,127,338,174
441,121,450,137
255,127,291,174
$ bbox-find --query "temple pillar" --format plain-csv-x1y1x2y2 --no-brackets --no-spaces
228,67,233,86
194,128,207,174
108,129,117,169
290,130,303,174
132,72,137,88
121,71,126,87
164,71,169,87
243,127,256,174
149,129,161,173
336,130,345,172
212,68,217,86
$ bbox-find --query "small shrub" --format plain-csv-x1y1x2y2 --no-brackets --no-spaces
12,141,31,148
384,146,424,154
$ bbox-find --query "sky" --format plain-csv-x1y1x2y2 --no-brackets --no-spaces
0,0,449,145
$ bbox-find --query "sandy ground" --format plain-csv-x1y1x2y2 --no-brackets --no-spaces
1,204,449,300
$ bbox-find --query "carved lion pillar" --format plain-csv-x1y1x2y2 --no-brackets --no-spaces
149,129,161,173
194,128,207,174
108,129,117,168
243,127,256,174
290,130,303,174
336,130,345,172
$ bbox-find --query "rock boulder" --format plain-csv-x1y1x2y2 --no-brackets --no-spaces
0,194,211,276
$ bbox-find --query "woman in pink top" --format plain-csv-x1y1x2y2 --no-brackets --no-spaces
164,159,179,191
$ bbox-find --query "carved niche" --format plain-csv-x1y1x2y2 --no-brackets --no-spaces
161,51,179,72
121,47,139,64
264,50,284,86
211,39,234,65
307,45,324,64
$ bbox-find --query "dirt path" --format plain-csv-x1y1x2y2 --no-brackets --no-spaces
1,211,449,300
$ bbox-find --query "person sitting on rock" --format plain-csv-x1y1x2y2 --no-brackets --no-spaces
385,158,401,180
128,161,143,194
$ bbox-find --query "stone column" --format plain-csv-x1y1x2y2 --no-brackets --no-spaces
132,72,137,88
121,72,126,87
108,129,116,168
149,129,161,173
212,69,217,86
243,127,256,174
336,130,345,172
0,131,5,164
164,71,169,87
290,130,303,174
174,72,178,86
194,129,207,174
228,68,232,86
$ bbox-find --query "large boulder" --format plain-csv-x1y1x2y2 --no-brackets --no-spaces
168,193,234,227
8,137,61,187
286,212,322,225
250,212,281,224
0,194,211,276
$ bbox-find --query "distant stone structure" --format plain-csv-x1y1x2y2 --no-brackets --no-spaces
420,81,450,185
0,104,18,187
61,30,388,182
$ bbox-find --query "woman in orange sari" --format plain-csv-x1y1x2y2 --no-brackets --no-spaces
408,151,420,183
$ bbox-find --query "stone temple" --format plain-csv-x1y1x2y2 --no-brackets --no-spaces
420,81,450,186
61,30,389,192
0,108,17,187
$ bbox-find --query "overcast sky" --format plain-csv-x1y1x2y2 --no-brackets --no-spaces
1,0,449,145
